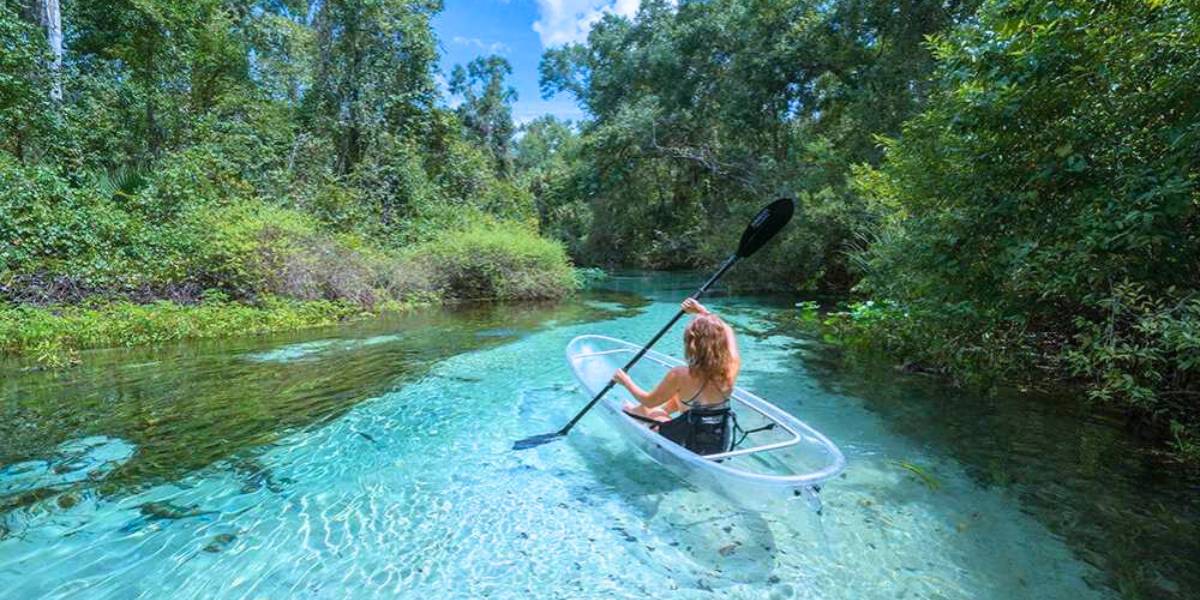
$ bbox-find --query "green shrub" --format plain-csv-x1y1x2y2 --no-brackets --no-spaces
0,156,143,289
842,0,1200,460
176,202,440,307
1065,283,1200,456
572,267,608,289
407,223,577,301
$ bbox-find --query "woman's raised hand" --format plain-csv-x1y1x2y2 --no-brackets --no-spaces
611,368,632,387
681,298,709,315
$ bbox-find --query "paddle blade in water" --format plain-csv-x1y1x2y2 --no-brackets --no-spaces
512,431,564,450
736,198,795,258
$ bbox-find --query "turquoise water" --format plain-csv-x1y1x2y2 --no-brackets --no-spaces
1,274,1196,598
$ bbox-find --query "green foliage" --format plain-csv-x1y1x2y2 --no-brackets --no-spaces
305,0,440,174
0,2,52,161
857,0,1199,316
450,55,517,172
0,297,375,368
572,267,608,289
1065,283,1200,456
0,156,111,274
0,0,565,324
850,0,1200,455
802,299,1038,386
532,0,979,285
407,223,578,301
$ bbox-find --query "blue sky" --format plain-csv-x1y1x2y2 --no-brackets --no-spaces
433,1,641,125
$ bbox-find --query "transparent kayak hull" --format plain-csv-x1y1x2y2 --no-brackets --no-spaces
566,335,846,512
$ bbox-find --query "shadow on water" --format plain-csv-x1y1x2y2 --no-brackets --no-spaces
566,424,779,588
0,292,648,520
514,374,780,590
756,313,1200,599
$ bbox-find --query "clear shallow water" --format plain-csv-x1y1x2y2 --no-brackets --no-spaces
1,274,1195,598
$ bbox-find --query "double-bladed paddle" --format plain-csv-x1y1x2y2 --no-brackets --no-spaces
512,197,795,451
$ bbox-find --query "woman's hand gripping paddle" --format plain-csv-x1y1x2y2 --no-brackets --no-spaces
512,198,795,451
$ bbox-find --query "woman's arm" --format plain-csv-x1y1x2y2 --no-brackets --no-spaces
681,298,708,316
683,298,740,377
613,367,682,408
726,322,741,379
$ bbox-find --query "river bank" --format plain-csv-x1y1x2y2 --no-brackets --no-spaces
1,223,592,369
775,299,1200,468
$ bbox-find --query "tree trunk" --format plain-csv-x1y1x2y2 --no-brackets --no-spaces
35,0,64,101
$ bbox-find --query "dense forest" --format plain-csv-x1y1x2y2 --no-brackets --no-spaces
0,0,576,362
518,0,1199,461
2,1,1198,459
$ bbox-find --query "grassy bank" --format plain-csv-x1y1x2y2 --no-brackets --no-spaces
785,298,1200,466
1,216,581,368
0,297,383,369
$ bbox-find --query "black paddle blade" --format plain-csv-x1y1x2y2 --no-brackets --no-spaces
512,431,565,450
736,197,794,258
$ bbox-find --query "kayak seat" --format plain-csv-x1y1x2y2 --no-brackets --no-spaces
623,404,732,456
623,404,777,457
657,404,732,456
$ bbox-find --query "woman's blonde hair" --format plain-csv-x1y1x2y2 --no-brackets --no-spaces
684,314,735,392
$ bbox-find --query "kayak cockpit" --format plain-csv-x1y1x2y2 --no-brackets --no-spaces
566,335,846,510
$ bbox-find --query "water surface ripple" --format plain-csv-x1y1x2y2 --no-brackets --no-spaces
1,275,1195,598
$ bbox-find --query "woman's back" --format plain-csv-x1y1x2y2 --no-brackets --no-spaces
674,366,732,408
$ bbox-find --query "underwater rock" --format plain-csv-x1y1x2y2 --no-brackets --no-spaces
769,583,796,599
138,501,215,520
718,543,738,557
229,457,290,494
438,374,484,383
203,533,237,553
895,361,937,375
0,436,135,498
56,493,80,509
610,526,637,543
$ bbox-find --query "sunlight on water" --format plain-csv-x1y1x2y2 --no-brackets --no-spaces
0,276,1194,598
243,334,406,364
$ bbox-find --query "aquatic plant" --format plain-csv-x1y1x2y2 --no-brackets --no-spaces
892,459,942,491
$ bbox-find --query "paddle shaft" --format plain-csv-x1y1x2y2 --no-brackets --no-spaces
555,253,739,436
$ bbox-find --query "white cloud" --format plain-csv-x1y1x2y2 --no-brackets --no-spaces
532,0,641,47
451,36,511,54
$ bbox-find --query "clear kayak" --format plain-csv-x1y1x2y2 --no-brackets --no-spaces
566,335,847,512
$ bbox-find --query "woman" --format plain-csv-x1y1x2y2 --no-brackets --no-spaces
611,298,740,454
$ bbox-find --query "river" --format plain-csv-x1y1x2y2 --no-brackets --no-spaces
1,273,1196,598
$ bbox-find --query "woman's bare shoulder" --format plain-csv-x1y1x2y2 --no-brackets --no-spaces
669,366,701,383
667,366,696,383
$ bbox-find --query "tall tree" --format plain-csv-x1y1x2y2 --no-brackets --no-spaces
449,54,516,173
34,0,62,101
537,0,981,283
0,1,51,160
306,0,440,174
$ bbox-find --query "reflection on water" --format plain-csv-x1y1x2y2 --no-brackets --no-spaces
0,274,1194,599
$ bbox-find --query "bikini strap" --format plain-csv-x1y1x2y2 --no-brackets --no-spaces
682,378,710,407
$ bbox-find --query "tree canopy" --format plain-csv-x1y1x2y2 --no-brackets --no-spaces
526,0,1200,462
